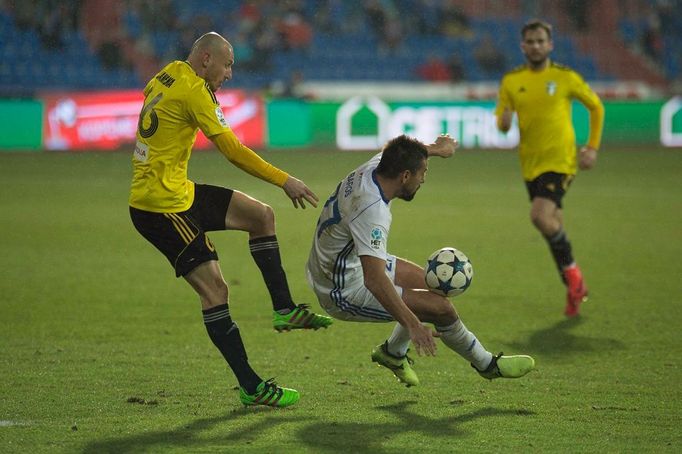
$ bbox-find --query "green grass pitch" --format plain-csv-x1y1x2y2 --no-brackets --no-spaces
1,147,680,452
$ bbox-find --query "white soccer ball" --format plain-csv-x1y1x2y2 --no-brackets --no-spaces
424,247,474,297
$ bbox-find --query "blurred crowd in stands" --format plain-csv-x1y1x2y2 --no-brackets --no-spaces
0,0,680,94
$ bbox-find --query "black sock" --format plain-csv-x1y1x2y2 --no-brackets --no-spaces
545,229,574,281
202,304,261,394
249,235,295,312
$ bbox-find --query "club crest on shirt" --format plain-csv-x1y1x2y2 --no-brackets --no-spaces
546,81,557,96
215,106,228,127
370,227,383,250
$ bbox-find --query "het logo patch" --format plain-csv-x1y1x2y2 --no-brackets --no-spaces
215,106,228,127
370,227,383,250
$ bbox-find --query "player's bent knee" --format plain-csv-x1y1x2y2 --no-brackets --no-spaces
250,203,275,235
530,212,553,234
200,278,229,306
418,294,457,325
214,278,229,299
262,203,275,225
433,298,457,324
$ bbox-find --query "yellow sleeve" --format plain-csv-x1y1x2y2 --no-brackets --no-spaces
210,131,289,187
571,73,605,150
495,76,513,131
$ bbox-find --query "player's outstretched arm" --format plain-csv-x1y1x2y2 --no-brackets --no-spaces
282,175,319,209
211,131,291,186
426,134,459,158
360,255,438,356
212,131,319,209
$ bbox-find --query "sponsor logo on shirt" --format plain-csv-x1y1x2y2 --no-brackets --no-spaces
546,81,557,96
215,106,228,127
133,140,149,162
370,227,383,250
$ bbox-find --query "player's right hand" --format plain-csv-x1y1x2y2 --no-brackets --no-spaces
282,176,319,209
428,134,458,158
409,323,439,356
578,146,597,170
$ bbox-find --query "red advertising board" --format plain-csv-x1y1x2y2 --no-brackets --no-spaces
41,90,264,150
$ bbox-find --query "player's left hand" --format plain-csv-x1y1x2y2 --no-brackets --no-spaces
427,134,459,158
579,146,598,170
282,176,319,209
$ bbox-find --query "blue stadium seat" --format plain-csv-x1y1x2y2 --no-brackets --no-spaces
0,1,649,90
619,20,639,45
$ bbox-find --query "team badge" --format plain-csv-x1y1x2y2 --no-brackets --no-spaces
370,227,384,250
546,81,557,96
215,106,228,127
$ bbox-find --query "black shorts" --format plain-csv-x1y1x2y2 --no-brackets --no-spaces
130,184,234,277
525,172,574,208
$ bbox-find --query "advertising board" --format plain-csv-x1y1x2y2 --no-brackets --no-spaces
41,90,264,150
267,98,680,149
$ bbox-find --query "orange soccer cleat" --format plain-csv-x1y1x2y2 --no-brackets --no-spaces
563,265,589,317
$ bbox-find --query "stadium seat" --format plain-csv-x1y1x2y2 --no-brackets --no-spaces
0,1,662,91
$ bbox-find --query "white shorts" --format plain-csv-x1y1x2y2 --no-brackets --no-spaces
306,255,401,322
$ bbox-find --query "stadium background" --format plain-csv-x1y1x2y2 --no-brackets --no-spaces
1,1,681,453
0,0,681,151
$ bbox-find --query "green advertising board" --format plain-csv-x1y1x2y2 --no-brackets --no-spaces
266,99,311,147
0,100,42,151
267,98,678,149
573,101,662,144
1,96,679,151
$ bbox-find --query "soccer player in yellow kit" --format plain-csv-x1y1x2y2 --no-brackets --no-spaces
496,20,604,317
129,32,332,407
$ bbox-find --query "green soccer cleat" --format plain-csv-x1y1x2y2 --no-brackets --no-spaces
273,304,333,332
371,342,420,387
474,352,535,380
239,378,300,408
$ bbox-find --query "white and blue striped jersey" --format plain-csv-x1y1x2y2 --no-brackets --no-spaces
307,153,392,293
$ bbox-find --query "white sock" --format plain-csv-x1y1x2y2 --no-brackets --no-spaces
385,323,411,357
436,319,492,370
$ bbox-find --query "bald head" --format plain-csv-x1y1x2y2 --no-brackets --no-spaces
186,32,234,92
189,32,230,56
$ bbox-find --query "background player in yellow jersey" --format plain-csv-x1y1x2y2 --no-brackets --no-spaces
129,32,332,408
495,20,605,317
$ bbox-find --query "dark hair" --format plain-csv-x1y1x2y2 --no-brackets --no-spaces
376,135,428,178
521,19,553,40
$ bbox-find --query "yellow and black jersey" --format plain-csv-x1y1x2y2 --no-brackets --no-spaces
130,61,289,212
129,61,231,212
495,61,604,181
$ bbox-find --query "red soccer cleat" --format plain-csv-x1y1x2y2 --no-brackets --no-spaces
563,265,589,317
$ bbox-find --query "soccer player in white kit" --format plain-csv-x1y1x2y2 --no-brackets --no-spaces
306,134,535,386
